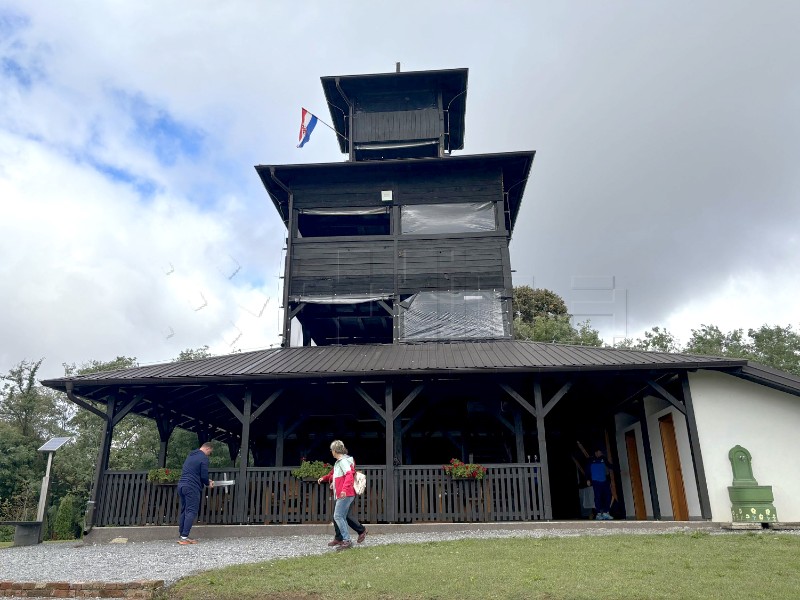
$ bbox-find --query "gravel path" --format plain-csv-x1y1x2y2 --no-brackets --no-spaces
1,526,795,586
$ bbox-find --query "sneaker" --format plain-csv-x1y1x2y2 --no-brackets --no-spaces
605,513,614,520
595,514,604,520
336,540,353,551
357,529,367,544
178,538,192,545
327,539,343,547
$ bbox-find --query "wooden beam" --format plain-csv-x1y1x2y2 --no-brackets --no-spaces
275,419,284,467
284,415,306,437
542,382,572,418
514,411,525,462
354,385,386,423
384,383,395,522
637,399,661,519
495,413,514,433
217,393,245,424
500,383,537,418
111,394,143,427
65,387,107,420
647,380,686,415
88,396,116,529
377,300,393,316
533,381,552,520
236,391,252,523
392,384,424,419
250,388,284,423
288,302,306,320
681,373,711,519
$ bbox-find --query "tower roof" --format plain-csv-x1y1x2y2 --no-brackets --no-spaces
321,68,469,154
256,150,534,232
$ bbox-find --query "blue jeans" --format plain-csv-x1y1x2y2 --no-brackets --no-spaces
178,484,201,538
333,495,355,542
592,480,612,514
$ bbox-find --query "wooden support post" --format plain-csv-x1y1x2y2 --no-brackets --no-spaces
514,411,525,463
88,396,116,527
275,419,285,467
637,398,661,519
393,420,402,465
533,381,552,520
681,373,712,519
237,391,252,523
228,440,240,464
155,411,176,468
385,383,395,522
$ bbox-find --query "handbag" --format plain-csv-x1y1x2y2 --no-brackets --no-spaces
354,471,367,495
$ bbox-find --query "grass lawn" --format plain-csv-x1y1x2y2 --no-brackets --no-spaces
170,532,800,600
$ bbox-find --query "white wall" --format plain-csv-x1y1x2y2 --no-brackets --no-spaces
688,370,800,522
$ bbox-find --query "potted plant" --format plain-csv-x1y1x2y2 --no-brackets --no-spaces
442,458,487,480
291,459,331,481
147,468,180,484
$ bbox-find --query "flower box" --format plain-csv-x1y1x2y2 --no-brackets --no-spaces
442,458,487,480
291,459,332,480
147,468,180,484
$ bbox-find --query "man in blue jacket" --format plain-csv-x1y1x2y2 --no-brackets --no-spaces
177,442,214,544
586,449,614,520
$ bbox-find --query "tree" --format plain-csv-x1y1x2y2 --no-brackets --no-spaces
1,359,67,439
175,345,212,361
685,323,800,375
512,286,603,346
616,326,680,353
747,324,800,375
513,286,569,322
684,325,752,359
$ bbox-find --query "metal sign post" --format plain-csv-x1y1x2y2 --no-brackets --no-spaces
35,437,72,535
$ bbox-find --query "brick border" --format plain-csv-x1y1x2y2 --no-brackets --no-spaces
0,580,164,598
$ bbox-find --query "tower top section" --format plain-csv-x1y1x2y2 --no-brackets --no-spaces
321,68,468,161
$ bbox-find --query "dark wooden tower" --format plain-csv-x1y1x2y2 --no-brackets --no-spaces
257,68,534,348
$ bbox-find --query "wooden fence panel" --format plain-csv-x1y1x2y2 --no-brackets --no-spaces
96,464,541,526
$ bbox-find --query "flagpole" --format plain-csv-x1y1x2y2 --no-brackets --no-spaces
312,113,349,142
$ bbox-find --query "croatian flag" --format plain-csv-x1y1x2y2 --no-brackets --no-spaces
297,108,318,148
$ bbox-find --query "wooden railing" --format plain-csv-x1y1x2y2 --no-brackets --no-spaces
95,464,542,526
395,464,543,522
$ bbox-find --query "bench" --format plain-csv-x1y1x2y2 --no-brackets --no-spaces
0,521,43,546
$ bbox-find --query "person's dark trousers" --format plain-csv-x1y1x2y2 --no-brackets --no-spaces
592,479,612,514
333,511,365,541
178,484,201,538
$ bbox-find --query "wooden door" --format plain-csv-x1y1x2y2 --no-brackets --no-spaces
658,413,688,521
625,430,647,520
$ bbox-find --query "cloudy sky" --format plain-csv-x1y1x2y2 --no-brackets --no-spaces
1,1,798,380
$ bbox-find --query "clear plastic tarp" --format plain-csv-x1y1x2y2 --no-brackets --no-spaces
293,294,391,305
399,290,509,341
401,202,496,235
299,207,389,216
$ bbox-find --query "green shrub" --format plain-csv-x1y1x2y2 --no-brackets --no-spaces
52,494,81,540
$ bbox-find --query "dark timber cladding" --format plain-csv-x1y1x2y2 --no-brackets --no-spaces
321,68,468,158
256,151,533,347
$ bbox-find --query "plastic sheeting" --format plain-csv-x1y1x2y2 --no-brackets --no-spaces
293,294,391,304
399,290,509,341
299,207,389,216
401,202,496,235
